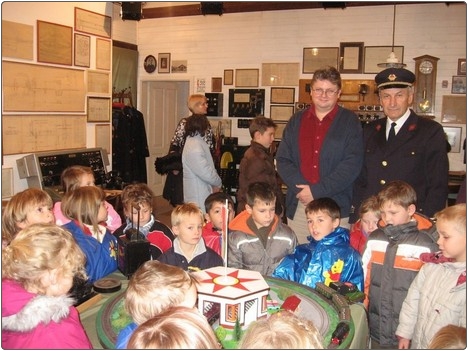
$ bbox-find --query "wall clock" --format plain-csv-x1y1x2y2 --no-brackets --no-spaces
413,54,439,117
143,55,157,73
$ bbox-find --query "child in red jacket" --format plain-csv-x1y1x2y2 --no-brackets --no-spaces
349,195,380,255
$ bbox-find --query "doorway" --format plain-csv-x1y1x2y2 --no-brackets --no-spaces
140,80,190,196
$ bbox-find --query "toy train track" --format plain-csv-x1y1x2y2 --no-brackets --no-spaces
315,282,352,322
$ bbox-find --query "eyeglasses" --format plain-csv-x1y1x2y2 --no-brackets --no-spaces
311,88,338,97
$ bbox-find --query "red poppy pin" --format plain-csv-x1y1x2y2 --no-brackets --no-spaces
375,124,382,131
408,124,417,131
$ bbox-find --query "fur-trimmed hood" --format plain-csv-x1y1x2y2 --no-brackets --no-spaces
2,279,75,333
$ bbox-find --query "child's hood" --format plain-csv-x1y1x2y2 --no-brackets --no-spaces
2,279,74,332
377,212,434,230
228,210,279,236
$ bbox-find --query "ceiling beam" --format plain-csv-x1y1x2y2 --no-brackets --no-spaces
141,2,449,19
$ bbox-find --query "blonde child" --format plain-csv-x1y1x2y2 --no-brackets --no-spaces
238,310,324,349
362,180,439,348
115,260,198,348
127,306,220,349
202,192,235,256
2,223,92,349
396,203,466,349
2,188,54,247
428,324,467,349
53,165,122,232
158,202,223,271
113,183,174,259
228,182,297,276
349,195,380,255
61,186,118,283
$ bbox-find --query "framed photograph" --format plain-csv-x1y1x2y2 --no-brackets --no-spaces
87,96,111,122
95,124,111,153
457,58,466,76
271,87,295,104
96,38,111,70
274,122,287,140
364,46,404,73
158,53,171,73
212,77,222,92
74,33,90,67
270,105,294,121
171,60,187,73
235,69,259,87
443,126,462,153
37,20,72,65
75,7,111,38
339,42,364,73
224,69,234,85
143,55,157,73
451,76,467,94
303,47,339,74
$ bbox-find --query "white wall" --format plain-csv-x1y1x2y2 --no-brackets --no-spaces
136,3,467,170
2,2,466,195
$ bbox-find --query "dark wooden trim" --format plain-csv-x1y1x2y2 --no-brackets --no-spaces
141,2,449,19
112,40,137,51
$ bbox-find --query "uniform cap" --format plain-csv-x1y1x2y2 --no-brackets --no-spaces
375,68,415,89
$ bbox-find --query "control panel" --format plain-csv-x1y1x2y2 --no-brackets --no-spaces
17,148,109,194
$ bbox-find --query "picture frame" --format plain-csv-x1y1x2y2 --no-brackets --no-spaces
363,46,404,74
303,47,339,74
87,96,111,122
442,95,466,124
37,20,72,65
95,124,111,153
143,55,157,73
212,77,222,92
262,63,300,86
457,58,466,76
171,60,187,73
75,7,112,38
270,105,294,121
339,42,364,73
274,122,287,140
271,87,295,104
96,38,111,70
443,126,462,153
158,53,171,73
235,69,259,87
2,168,14,199
451,76,467,94
74,33,90,67
224,69,234,85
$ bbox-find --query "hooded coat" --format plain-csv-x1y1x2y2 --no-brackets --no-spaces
2,279,92,349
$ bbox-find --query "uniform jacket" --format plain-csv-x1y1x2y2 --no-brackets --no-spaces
158,237,223,272
237,141,283,215
351,110,449,222
272,226,364,291
54,200,122,233
396,255,466,349
276,106,363,220
2,279,92,349
228,210,297,276
114,215,174,260
182,134,222,212
362,213,439,346
63,221,118,283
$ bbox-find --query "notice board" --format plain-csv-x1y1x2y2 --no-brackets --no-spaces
2,115,86,154
2,61,85,112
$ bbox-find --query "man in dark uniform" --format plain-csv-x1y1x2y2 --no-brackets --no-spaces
350,67,449,223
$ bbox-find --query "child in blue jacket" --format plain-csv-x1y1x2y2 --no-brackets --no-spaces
273,197,364,291
61,186,118,283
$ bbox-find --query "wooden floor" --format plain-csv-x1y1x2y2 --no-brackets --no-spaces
153,196,174,228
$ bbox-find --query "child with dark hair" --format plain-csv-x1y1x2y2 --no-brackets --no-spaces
202,192,235,256
273,197,364,290
113,183,174,260
237,116,283,215
228,182,297,275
